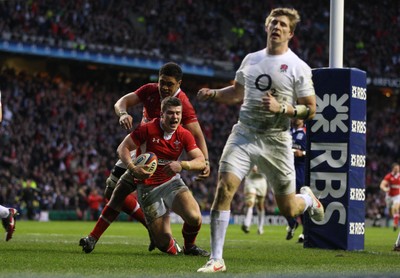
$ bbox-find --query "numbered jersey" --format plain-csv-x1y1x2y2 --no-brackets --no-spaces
235,48,314,132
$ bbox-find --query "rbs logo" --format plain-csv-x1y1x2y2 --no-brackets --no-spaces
349,222,365,235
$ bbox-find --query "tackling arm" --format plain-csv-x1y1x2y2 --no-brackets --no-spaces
114,92,142,130
183,121,210,178
180,148,206,171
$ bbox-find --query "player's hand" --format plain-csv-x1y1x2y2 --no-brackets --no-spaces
197,88,215,102
195,163,210,181
261,91,280,113
163,161,181,177
119,113,133,130
129,165,152,180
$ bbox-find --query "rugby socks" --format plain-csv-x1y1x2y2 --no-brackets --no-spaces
210,209,230,259
243,206,253,228
90,205,120,240
257,207,265,229
297,193,313,213
396,232,400,246
122,194,147,226
162,234,179,255
394,213,399,230
182,222,201,249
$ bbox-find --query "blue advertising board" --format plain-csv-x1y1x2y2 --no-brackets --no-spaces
304,68,366,250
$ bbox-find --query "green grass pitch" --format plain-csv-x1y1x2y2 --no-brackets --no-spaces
1,220,399,277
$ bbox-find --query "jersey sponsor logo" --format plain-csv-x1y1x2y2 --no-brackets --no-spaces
158,158,173,165
152,138,160,143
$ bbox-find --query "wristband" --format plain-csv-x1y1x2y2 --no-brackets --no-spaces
210,90,217,99
180,161,191,170
127,161,136,172
293,105,310,119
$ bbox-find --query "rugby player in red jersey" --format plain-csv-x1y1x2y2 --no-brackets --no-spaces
83,97,209,256
80,63,210,253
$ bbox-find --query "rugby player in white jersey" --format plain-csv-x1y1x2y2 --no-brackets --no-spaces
196,7,324,273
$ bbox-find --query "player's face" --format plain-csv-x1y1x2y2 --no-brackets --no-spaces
158,75,181,99
161,105,182,133
266,15,293,45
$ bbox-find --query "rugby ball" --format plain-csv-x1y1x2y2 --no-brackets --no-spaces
134,152,158,174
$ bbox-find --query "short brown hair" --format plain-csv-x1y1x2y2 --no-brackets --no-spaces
161,96,182,112
265,8,301,33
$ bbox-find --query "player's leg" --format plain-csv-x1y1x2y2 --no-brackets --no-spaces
106,163,146,226
198,127,252,273
137,183,181,255
265,135,324,222
197,171,241,273
79,177,135,253
147,215,181,255
394,231,400,251
242,191,256,233
392,201,400,231
255,195,265,235
1,205,18,241
172,189,209,256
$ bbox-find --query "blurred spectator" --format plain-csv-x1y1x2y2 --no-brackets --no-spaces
87,188,104,221
75,185,89,220
0,1,398,76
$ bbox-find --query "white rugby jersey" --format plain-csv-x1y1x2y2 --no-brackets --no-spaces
235,48,315,132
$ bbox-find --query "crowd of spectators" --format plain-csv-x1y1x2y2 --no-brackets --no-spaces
0,0,399,76
0,0,399,222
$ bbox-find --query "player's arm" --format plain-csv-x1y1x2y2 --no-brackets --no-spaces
117,134,151,179
114,92,142,130
179,148,206,172
197,82,244,105
183,121,210,179
163,148,205,177
380,179,390,193
262,94,316,120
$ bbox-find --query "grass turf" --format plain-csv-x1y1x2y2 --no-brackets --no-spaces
1,220,399,277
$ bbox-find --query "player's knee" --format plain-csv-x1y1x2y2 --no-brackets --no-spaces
105,174,119,197
216,180,237,202
186,213,202,227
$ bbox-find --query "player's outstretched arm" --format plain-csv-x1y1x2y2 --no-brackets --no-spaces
197,82,244,105
184,122,210,180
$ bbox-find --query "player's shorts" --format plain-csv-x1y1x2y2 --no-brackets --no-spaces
244,177,268,197
391,195,400,205
219,122,295,196
136,176,189,223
